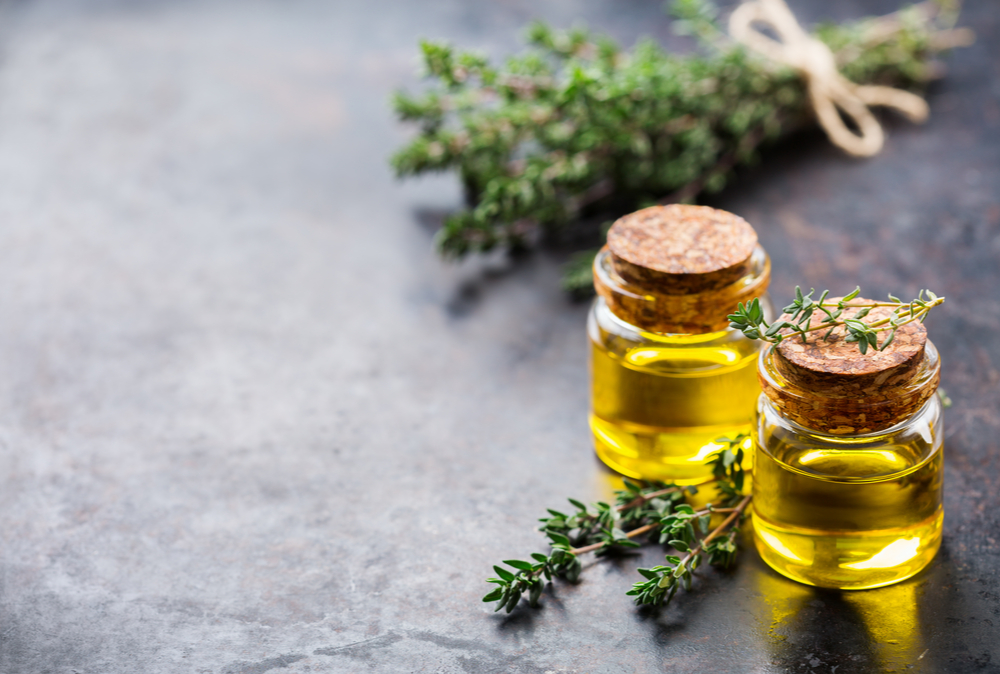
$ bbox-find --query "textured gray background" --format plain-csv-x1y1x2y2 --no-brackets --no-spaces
0,0,996,672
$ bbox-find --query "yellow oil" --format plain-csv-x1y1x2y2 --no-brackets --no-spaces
589,312,761,483
753,419,943,590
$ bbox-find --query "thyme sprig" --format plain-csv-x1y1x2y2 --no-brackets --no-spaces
627,495,751,606
392,0,967,291
627,436,748,607
728,286,945,355
484,435,750,613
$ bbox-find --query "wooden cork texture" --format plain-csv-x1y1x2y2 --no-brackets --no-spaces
607,205,758,295
775,302,927,392
593,245,770,334
762,300,938,434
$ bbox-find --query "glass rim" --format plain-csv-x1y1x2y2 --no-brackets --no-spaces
757,392,942,441
754,395,943,483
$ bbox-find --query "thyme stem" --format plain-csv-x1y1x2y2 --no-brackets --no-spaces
570,504,739,555
571,524,656,555
681,496,752,563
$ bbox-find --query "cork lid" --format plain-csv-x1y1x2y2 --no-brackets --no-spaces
761,299,939,435
607,205,758,295
774,301,926,394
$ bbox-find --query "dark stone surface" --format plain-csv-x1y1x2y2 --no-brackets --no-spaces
0,0,996,672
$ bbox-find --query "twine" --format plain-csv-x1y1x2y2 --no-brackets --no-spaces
729,0,930,157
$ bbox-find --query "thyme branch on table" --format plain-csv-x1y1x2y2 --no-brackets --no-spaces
483,436,749,613
727,286,945,355
391,0,968,292
627,494,751,606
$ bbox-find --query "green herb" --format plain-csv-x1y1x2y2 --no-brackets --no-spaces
626,436,748,607
392,0,967,291
626,495,750,606
727,286,945,355
484,435,750,613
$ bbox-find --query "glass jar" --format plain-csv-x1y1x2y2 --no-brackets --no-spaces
751,306,943,590
588,205,771,484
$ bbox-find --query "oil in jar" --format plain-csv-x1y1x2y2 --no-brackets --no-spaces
753,398,943,589
589,303,760,483
589,205,770,483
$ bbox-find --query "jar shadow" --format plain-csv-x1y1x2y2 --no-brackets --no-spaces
751,550,947,673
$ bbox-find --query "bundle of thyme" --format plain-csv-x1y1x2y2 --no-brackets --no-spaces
392,0,968,291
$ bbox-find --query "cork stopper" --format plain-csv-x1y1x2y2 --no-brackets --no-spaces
594,205,769,333
607,205,758,295
761,300,939,435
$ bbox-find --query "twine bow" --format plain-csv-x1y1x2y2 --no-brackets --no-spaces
729,0,929,157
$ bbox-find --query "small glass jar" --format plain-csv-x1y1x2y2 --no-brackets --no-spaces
752,303,943,589
588,205,771,484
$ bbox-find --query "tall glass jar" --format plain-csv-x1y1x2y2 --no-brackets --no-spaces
752,301,943,589
588,205,771,484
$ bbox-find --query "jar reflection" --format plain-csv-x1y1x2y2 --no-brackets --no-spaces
844,580,926,672
753,563,928,672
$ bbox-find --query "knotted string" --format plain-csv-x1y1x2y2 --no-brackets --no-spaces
729,0,930,157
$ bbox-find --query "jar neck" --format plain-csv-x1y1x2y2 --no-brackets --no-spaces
758,393,942,440
592,245,771,334
757,341,941,436
591,296,749,343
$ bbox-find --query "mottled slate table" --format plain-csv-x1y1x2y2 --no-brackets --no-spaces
0,0,997,672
